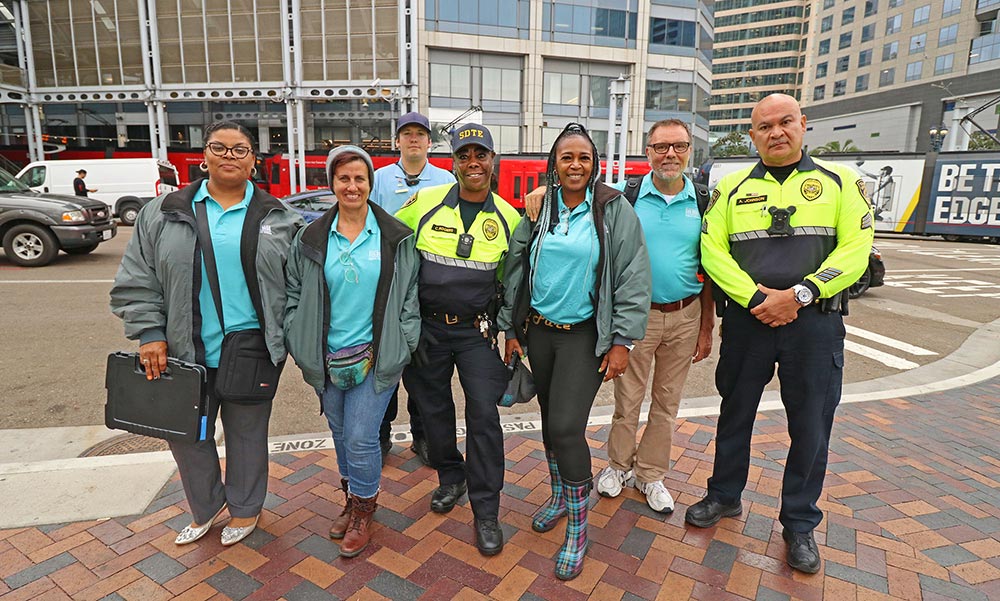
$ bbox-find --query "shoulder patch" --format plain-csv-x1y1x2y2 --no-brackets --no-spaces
482,218,499,241
855,178,871,204
706,188,721,213
800,178,823,201
400,194,418,209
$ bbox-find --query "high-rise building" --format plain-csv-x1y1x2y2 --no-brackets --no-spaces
0,0,714,187
710,0,809,137
801,0,1000,152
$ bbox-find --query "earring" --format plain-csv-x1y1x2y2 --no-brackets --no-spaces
251,167,257,177
199,161,208,172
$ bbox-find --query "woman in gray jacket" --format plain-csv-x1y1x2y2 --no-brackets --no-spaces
284,145,420,558
110,121,303,547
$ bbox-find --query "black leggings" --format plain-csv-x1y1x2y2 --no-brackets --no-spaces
527,319,604,483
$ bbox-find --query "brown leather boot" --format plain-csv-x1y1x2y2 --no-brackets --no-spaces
339,492,378,558
329,478,352,539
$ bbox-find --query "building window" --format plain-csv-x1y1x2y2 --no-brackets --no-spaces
814,85,826,101
905,60,922,81
934,53,954,74
836,56,850,72
645,80,695,112
816,62,829,77
861,23,876,42
909,33,926,54
821,15,834,32
589,75,612,108
544,2,639,48
833,80,847,96
840,32,853,49
426,0,529,39
888,0,904,7
842,7,856,25
879,67,895,86
542,72,581,105
649,18,696,47
969,30,1000,65
482,67,521,103
865,0,879,17
883,41,898,60
886,14,902,34
913,4,930,25
859,48,873,66
939,24,958,47
856,73,870,91
942,0,961,17
430,64,471,98
819,39,831,55
824,0,835,8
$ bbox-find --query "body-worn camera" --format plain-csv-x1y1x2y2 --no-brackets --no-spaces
456,233,475,258
767,205,796,236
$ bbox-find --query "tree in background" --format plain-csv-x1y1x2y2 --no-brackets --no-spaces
968,131,1000,151
711,131,751,157
811,140,861,155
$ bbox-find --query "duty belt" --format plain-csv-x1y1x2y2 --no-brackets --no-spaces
422,311,477,325
651,293,699,313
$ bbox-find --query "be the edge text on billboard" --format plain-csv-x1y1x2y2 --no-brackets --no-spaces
928,155,1000,235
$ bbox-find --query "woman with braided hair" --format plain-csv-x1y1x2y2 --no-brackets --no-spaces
498,123,651,580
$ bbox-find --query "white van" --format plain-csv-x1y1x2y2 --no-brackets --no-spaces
16,158,179,225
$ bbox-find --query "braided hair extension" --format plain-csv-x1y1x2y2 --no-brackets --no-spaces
531,123,603,277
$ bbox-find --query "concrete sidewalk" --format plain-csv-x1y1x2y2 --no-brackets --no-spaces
4,376,1000,599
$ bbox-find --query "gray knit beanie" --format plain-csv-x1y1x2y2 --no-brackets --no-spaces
325,145,375,190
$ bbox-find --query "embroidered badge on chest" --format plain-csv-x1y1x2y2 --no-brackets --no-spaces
482,218,499,241
800,178,823,201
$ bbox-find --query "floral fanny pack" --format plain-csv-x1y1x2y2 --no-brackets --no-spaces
325,342,373,391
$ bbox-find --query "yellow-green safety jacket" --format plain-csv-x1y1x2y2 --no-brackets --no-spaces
395,183,522,315
701,154,874,308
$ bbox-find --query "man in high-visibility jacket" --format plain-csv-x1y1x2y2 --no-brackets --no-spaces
687,94,874,575
395,123,521,557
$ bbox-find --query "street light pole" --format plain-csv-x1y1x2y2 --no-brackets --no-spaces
929,124,948,152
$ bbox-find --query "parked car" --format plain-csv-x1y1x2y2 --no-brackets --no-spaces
16,158,179,226
0,167,116,267
282,189,335,223
848,245,885,299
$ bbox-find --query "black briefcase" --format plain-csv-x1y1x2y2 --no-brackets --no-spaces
104,352,209,443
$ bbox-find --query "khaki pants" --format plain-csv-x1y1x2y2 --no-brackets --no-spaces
609,299,701,483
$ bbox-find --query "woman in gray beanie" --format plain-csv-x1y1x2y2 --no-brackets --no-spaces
284,145,421,557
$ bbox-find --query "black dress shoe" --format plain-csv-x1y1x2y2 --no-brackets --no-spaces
684,497,743,528
430,482,467,513
782,528,821,574
474,518,504,556
412,437,431,466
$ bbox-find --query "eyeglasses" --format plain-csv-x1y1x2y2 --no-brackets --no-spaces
206,142,253,159
339,251,359,284
555,207,571,235
646,142,691,154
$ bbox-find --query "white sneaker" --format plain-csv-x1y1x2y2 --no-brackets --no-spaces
636,480,675,513
596,466,634,498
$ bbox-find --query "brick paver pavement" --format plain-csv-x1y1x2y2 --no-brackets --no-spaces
4,380,1000,599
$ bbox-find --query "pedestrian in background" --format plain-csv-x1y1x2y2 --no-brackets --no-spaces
284,145,420,557
110,120,303,547
499,122,650,580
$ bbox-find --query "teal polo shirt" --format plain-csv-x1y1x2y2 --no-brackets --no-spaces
616,175,703,304
325,207,381,352
529,188,599,324
193,181,259,368
371,161,455,214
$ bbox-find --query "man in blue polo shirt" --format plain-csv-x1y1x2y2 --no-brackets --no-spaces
371,111,455,465
597,119,715,513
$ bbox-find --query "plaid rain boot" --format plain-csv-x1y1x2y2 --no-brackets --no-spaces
532,450,567,532
555,479,591,580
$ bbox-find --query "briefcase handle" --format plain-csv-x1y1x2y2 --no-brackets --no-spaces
132,354,175,379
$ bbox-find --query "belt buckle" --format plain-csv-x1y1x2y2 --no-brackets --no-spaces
445,313,459,325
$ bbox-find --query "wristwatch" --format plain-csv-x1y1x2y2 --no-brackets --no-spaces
792,284,815,306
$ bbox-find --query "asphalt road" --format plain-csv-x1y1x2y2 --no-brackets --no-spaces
3,230,1000,436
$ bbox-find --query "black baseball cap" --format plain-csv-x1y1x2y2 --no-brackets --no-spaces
451,123,494,153
76,169,87,175
395,112,432,135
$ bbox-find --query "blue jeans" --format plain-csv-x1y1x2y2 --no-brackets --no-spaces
321,373,395,498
